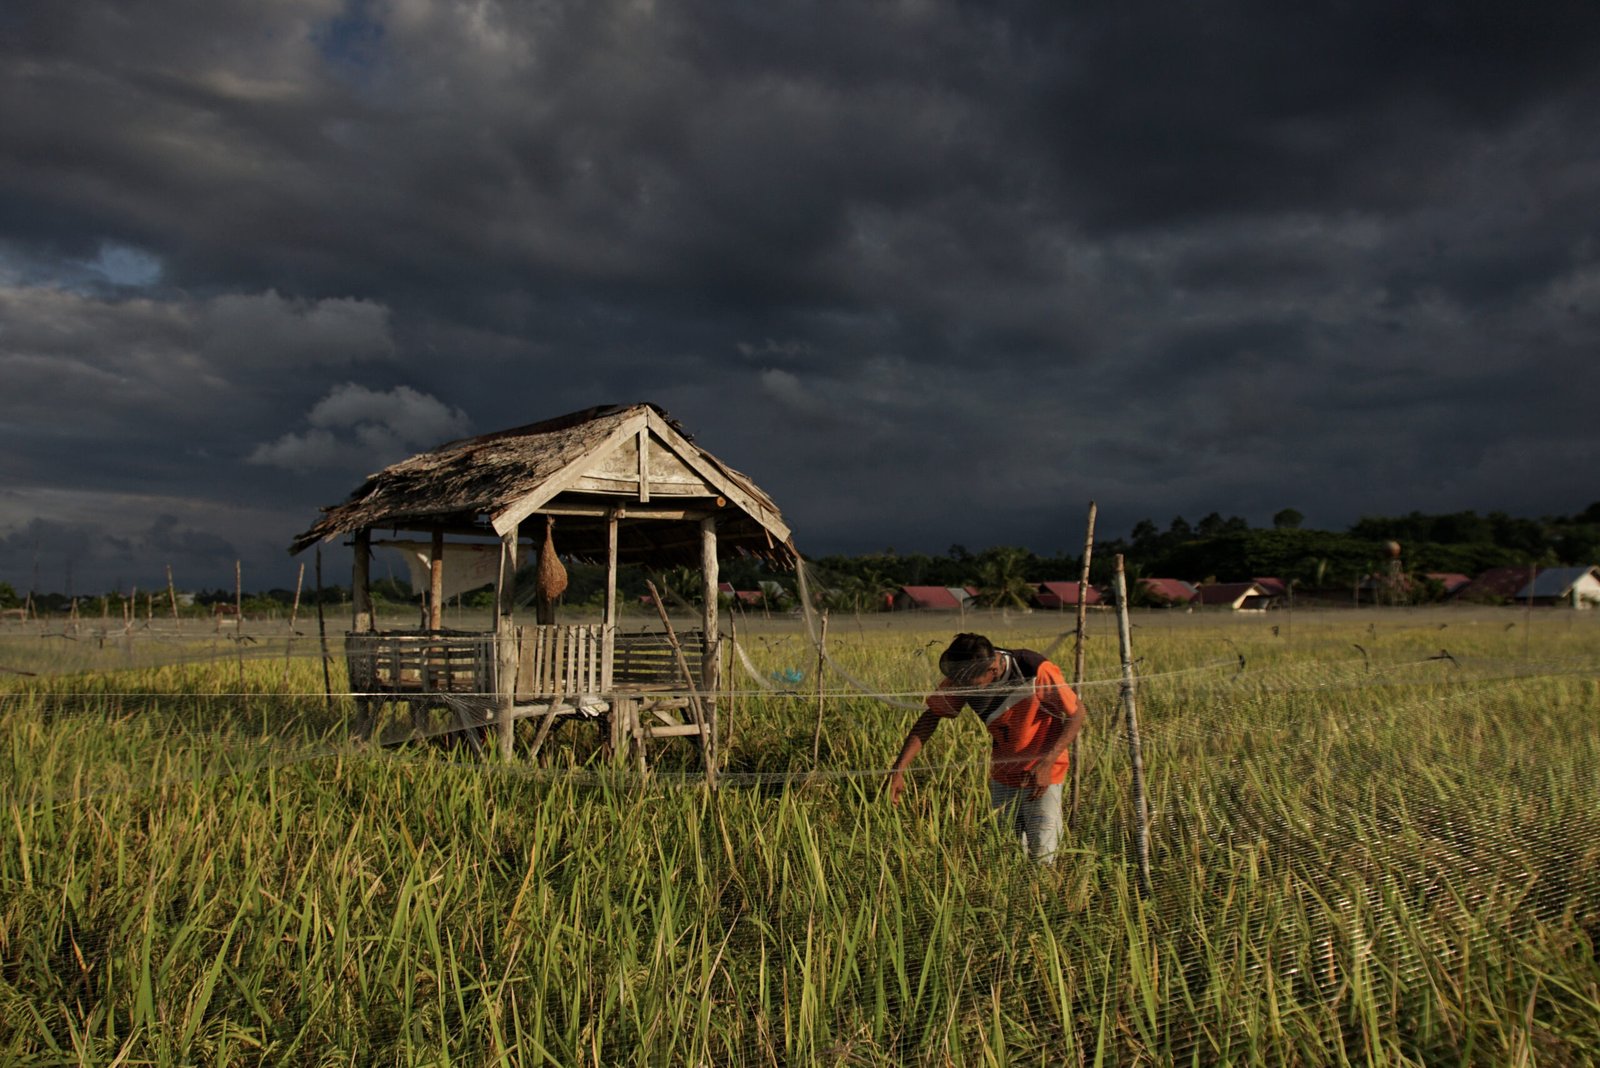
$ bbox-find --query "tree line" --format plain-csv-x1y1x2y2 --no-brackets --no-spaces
784,503,1600,609
4,505,1595,616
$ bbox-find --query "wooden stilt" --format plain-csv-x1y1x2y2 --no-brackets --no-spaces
496,531,519,760
352,530,373,635
603,511,619,692
429,528,445,631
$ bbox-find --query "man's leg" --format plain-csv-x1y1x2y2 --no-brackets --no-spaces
1019,783,1064,863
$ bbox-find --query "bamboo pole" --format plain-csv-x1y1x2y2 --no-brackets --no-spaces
234,561,245,691
1070,500,1097,826
602,511,618,692
282,562,305,689
646,580,715,788
1113,554,1152,896
725,612,740,756
288,563,305,632
166,564,179,626
1523,561,1535,660
700,516,720,787
496,533,519,760
811,610,829,767
316,548,332,713
526,641,564,764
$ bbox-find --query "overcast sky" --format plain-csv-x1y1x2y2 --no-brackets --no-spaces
4,0,1599,593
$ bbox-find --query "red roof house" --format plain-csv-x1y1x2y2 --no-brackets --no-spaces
895,585,973,610
1195,582,1266,609
1424,572,1473,596
718,582,765,606
1140,578,1197,605
1457,567,1541,603
1034,581,1103,609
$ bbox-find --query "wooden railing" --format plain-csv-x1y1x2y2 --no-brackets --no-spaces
344,625,713,700
345,629,495,695
517,624,603,699
612,629,707,689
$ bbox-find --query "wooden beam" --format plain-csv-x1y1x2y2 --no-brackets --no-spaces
637,428,651,502
491,413,649,536
538,500,719,521
644,408,791,543
645,723,705,739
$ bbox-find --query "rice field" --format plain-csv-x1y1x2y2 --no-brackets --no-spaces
1,607,1598,1065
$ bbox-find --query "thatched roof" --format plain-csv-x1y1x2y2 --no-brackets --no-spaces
289,403,795,567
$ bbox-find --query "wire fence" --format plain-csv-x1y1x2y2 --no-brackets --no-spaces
2,606,1598,1064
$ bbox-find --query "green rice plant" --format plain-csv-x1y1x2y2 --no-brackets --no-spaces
0,608,1596,1064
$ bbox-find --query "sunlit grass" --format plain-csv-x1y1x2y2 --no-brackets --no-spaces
1,608,1597,1064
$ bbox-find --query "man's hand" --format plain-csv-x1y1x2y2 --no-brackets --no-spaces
887,770,907,804
1025,761,1054,800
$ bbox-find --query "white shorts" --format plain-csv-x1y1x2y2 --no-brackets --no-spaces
989,780,1064,863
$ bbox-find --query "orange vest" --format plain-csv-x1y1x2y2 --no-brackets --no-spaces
926,648,1080,787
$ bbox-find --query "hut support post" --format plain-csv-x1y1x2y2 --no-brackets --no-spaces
429,528,445,631
352,530,372,738
496,532,519,760
353,529,373,634
602,512,627,762
700,516,719,788
602,512,618,692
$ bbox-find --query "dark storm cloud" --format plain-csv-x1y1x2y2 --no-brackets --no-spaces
2,0,1599,591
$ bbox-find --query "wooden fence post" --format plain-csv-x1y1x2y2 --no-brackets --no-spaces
1070,500,1096,827
811,610,829,768
166,564,180,625
1114,554,1152,896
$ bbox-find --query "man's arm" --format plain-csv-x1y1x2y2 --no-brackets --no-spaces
888,709,942,803
1026,664,1085,798
1027,703,1085,798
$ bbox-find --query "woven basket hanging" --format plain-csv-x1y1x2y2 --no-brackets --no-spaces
535,515,568,623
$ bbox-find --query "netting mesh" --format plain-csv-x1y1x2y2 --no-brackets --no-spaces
2,594,1597,1064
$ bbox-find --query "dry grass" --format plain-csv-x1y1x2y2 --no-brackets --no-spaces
1,607,1597,1064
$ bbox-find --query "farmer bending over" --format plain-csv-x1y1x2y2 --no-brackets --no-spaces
888,632,1084,862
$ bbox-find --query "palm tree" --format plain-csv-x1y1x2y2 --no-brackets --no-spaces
859,566,899,612
975,547,1035,610
647,566,699,612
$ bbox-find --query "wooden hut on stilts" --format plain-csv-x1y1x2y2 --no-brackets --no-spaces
288,403,796,779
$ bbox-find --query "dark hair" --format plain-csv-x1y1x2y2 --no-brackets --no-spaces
939,632,995,681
